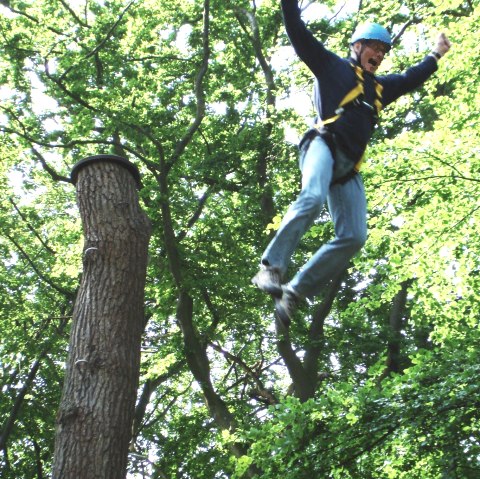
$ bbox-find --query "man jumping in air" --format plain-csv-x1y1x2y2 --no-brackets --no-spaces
252,0,451,326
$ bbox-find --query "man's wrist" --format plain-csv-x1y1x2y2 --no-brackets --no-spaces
431,51,442,60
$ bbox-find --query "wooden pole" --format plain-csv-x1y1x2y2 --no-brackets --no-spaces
53,155,151,479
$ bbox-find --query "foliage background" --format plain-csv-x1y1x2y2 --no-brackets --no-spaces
0,0,479,477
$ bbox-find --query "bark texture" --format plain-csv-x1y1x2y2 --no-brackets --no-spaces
52,159,151,479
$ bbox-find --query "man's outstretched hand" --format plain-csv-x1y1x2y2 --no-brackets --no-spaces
434,33,451,58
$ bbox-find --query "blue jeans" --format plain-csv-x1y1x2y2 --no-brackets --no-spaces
261,135,367,298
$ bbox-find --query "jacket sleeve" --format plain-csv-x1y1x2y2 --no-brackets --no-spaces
379,55,439,106
281,0,334,74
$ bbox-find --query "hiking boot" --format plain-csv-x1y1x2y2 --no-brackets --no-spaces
251,265,283,297
274,285,300,328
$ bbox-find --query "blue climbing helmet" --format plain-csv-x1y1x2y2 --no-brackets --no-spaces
350,23,392,51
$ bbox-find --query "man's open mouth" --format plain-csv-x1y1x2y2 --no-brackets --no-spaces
368,58,378,67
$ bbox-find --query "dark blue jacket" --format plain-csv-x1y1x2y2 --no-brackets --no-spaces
282,0,438,162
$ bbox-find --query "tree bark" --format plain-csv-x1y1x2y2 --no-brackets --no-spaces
52,156,151,479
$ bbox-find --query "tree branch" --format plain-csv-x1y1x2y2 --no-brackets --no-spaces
31,147,71,183
132,360,185,437
233,7,276,107
58,0,138,82
0,316,69,453
58,0,90,28
0,357,43,453
8,197,57,255
0,0,65,35
4,232,75,299
276,327,313,402
168,0,210,171
176,189,212,242
44,60,96,111
209,342,277,405
232,5,280,222
304,275,343,377
379,280,412,382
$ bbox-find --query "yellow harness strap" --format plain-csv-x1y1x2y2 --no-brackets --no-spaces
320,69,364,126
352,81,384,172
373,81,384,116
321,82,365,125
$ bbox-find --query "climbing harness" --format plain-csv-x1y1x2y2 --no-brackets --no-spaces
317,63,383,128
315,62,384,174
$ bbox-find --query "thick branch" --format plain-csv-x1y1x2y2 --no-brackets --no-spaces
304,275,343,377
176,291,232,429
177,189,212,242
133,360,185,437
32,147,71,183
0,356,44,453
391,18,422,46
276,274,343,402
233,5,279,221
175,291,261,478
276,328,313,402
156,5,211,287
44,60,96,111
168,0,210,170
234,7,276,106
379,280,412,381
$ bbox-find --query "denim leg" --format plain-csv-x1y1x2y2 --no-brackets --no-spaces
261,136,334,275
289,174,367,298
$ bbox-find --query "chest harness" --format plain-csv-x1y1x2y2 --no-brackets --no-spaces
315,62,384,172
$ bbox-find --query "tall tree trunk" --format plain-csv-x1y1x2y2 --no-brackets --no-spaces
52,156,151,479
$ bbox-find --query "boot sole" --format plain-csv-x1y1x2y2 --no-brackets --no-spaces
274,296,291,327
251,280,283,298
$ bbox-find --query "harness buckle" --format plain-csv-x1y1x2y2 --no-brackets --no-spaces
361,100,375,111
351,97,374,111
